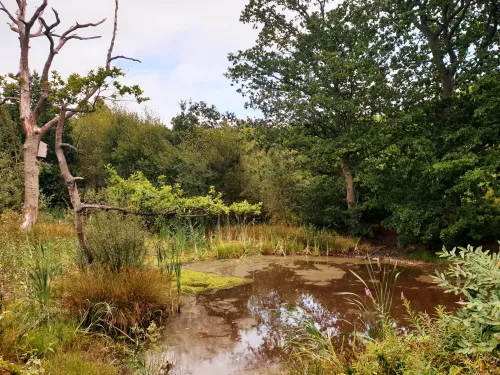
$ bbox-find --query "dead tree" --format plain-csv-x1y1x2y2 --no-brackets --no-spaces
51,0,142,263
0,0,138,229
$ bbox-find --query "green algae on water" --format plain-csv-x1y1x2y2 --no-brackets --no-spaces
179,270,248,294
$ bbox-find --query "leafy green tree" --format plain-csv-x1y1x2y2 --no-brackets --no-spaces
375,0,499,99
227,0,394,219
72,107,176,190
360,72,500,246
0,106,23,212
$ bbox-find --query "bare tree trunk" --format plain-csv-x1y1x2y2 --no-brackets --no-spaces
54,110,93,263
340,156,356,210
21,133,41,229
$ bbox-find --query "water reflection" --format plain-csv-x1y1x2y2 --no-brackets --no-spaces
159,256,457,375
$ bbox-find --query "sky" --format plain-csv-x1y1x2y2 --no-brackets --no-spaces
0,0,259,124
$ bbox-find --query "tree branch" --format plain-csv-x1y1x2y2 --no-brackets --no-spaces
78,204,163,217
0,96,20,105
110,55,142,63
0,1,18,25
78,204,209,218
34,10,61,121
106,0,119,69
58,18,106,40
61,143,79,152
26,0,48,27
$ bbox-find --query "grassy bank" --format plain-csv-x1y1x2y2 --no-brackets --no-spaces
0,210,457,374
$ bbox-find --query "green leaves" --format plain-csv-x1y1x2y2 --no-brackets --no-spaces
103,166,262,219
432,245,500,354
47,67,148,109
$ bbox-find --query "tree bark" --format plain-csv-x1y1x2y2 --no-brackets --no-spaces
54,110,93,263
422,29,454,97
21,133,42,229
340,155,356,209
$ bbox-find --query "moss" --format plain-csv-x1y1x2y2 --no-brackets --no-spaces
180,270,248,294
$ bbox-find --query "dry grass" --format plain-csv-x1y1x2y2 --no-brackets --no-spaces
211,224,370,256
58,268,173,333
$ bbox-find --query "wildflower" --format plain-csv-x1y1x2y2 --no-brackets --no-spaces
365,288,373,299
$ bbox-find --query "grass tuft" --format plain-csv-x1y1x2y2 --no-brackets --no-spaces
58,268,172,333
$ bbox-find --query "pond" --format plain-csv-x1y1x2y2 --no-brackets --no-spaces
157,255,457,375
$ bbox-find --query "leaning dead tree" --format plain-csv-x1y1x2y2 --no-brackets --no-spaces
50,0,144,263
0,0,141,229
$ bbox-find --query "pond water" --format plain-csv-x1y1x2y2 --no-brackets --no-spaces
157,255,457,375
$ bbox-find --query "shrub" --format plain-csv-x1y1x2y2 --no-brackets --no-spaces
85,212,147,272
433,245,500,354
58,268,172,333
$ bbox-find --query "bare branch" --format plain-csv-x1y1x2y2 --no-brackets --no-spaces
110,55,142,63
9,22,19,32
106,0,119,69
34,13,60,121
29,19,44,37
59,18,106,39
65,35,101,41
0,1,18,25
61,143,79,152
45,8,60,30
27,0,48,27
63,107,98,113
0,96,20,105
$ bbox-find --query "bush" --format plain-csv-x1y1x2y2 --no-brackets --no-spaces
58,268,172,333
85,212,147,273
433,245,500,354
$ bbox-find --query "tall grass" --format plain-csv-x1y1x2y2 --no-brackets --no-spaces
338,259,400,341
85,212,147,272
27,245,53,307
156,243,182,313
154,221,369,261
58,268,172,334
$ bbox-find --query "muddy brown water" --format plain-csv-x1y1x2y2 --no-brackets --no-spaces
156,256,457,375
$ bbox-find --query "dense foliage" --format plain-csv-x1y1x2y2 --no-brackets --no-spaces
0,0,499,249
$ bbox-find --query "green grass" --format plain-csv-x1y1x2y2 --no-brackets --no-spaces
21,319,78,358
180,270,248,294
44,352,117,375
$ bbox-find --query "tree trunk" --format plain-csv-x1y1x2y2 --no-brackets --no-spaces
340,156,356,209
21,133,41,229
54,111,93,263
420,27,454,97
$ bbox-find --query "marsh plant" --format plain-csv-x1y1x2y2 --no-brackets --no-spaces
339,259,400,341
28,245,54,307
156,243,182,313
285,246,500,374
85,212,147,273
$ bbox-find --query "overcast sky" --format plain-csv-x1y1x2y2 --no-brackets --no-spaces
0,0,258,124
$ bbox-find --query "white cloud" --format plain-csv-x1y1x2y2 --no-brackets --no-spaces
0,0,258,123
